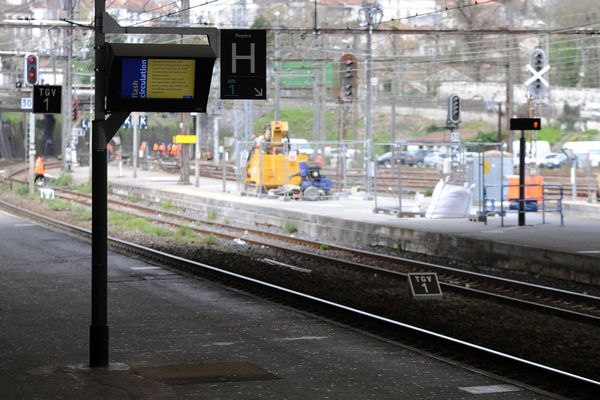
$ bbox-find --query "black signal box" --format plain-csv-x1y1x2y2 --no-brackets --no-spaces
510,118,541,131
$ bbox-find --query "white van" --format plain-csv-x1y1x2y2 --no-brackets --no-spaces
562,141,600,167
289,138,314,156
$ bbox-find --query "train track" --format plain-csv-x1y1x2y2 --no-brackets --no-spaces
48,186,600,327
0,197,598,399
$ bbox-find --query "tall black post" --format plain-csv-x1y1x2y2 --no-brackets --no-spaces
518,130,526,226
91,0,108,367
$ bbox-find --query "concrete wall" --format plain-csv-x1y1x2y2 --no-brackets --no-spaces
113,183,600,286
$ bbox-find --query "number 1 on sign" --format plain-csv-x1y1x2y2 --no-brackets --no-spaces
43,98,49,111
421,283,429,293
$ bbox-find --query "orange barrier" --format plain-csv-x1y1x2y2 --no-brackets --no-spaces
507,175,544,204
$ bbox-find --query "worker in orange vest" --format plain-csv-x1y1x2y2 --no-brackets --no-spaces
152,142,159,156
314,150,324,167
159,142,166,158
34,155,46,184
107,142,113,160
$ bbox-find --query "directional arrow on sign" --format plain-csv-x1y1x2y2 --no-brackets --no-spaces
525,64,551,87
254,88,263,97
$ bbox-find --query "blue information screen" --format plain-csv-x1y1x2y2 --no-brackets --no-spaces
121,59,148,99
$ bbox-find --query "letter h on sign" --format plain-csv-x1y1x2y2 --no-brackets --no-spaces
220,29,266,100
232,43,255,74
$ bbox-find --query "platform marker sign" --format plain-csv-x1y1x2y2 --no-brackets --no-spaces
408,273,442,299
220,29,267,100
33,85,62,114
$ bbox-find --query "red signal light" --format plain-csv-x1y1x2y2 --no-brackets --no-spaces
25,54,38,85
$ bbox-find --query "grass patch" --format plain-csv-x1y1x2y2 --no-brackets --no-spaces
53,172,73,187
536,125,564,143
283,220,298,234
75,181,92,194
108,211,170,236
125,194,142,203
584,129,599,140
203,234,217,245
319,244,330,251
160,200,173,209
176,226,196,239
73,181,112,194
207,208,217,221
14,184,30,196
73,205,92,221
47,198,71,211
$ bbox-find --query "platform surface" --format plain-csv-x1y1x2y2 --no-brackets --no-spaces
0,209,558,399
66,163,600,257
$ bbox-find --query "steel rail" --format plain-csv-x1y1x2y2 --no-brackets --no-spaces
46,187,600,325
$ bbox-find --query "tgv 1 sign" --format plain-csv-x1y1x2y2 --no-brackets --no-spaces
106,43,216,113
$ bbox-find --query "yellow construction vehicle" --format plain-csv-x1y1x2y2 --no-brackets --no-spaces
245,121,309,191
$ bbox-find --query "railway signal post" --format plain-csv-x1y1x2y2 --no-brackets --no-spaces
510,118,541,226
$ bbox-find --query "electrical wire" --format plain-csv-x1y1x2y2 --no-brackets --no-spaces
123,0,224,27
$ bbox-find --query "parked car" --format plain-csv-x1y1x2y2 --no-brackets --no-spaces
411,149,428,166
538,152,568,169
423,152,449,168
376,151,417,166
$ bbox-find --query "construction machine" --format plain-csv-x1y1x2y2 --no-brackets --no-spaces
244,121,332,199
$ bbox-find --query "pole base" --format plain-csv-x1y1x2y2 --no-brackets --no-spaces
90,325,109,367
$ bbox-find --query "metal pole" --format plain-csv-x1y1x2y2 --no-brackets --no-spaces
518,130,526,226
62,5,74,172
320,36,327,142
571,160,577,201
505,0,514,153
194,113,200,187
89,91,93,179
312,35,320,140
397,143,403,214
365,22,373,196
391,36,398,144
132,113,138,178
28,112,35,195
90,0,108,367
501,142,505,227
274,29,280,121
213,116,219,163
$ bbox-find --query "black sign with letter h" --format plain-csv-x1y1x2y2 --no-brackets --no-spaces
220,29,267,100
33,85,62,114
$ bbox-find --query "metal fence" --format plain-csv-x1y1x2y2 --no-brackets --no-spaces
372,141,505,218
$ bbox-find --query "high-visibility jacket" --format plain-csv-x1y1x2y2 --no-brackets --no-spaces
34,157,45,175
152,142,159,151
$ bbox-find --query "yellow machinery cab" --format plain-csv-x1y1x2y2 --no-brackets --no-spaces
245,121,309,190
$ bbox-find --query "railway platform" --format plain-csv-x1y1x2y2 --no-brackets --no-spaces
0,210,559,399
62,163,600,286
